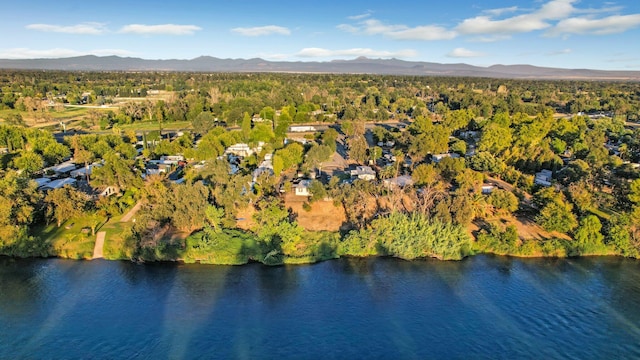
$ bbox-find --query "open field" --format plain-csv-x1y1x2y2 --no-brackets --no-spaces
119,120,193,132
32,216,107,259
284,194,347,232
0,106,114,129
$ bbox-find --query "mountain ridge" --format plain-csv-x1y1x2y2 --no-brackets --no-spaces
0,55,638,80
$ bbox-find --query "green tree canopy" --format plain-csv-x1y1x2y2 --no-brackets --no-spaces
13,150,43,176
45,185,88,227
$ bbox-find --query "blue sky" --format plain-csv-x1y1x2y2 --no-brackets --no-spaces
2,0,640,70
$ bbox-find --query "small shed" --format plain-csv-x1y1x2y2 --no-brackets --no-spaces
33,177,52,188
294,180,312,196
40,177,77,191
48,161,77,176
350,166,376,181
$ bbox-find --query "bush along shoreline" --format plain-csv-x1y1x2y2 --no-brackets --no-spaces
1,211,633,265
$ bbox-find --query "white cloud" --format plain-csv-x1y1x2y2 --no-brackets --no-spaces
469,35,512,42
0,48,133,59
296,47,417,58
348,12,372,20
547,48,572,55
456,0,578,35
119,24,201,35
446,48,485,58
482,6,519,17
605,56,640,63
91,49,134,56
259,53,290,60
231,25,290,36
386,25,457,40
359,19,407,35
338,18,456,40
25,22,107,35
548,14,640,35
336,24,360,33
575,5,623,15
337,0,640,43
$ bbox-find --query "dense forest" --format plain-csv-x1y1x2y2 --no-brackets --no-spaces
0,70,639,264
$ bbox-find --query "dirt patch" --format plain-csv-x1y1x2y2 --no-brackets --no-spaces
235,206,256,230
284,194,346,231
472,213,571,241
167,230,191,243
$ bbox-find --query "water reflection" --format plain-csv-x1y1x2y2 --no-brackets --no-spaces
1,255,640,359
0,257,43,317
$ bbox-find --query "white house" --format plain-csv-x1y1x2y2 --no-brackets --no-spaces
294,179,312,196
350,166,376,181
253,152,274,181
481,184,495,194
383,175,414,189
431,153,460,163
33,177,52,188
160,155,185,163
535,169,553,187
70,162,102,178
289,125,316,133
91,185,118,199
47,161,77,176
40,177,77,191
224,142,264,157
146,163,171,176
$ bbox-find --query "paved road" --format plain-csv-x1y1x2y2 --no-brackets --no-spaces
121,201,142,222
92,231,106,259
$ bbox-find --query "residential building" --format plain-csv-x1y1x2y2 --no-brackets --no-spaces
33,177,52,188
40,177,77,191
224,142,264,157
70,163,102,179
481,184,495,194
294,179,312,196
431,153,460,163
383,175,414,189
350,166,376,181
288,125,316,133
535,169,553,187
46,161,77,177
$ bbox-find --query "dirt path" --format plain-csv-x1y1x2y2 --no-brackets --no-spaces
486,176,533,202
284,194,346,231
121,201,142,222
93,231,106,259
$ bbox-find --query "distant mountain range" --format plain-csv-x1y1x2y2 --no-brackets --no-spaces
0,55,639,80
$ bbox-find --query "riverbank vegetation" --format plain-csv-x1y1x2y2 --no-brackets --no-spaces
1,71,640,264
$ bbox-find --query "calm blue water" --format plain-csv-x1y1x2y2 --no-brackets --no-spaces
1,255,640,359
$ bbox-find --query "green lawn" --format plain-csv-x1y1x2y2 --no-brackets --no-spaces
30,204,139,260
49,107,100,120
31,216,105,259
0,107,111,124
119,120,193,132
99,215,137,260
0,108,21,118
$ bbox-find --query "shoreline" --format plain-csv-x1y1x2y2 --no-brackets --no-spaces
0,248,632,266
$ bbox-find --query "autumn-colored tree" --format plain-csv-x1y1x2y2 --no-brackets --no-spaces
45,185,88,227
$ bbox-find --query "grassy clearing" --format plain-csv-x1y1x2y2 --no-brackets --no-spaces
32,216,107,259
119,120,192,132
1,107,112,127
182,230,259,265
0,108,21,119
100,220,134,260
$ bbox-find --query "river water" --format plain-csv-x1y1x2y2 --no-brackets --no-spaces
1,255,639,359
